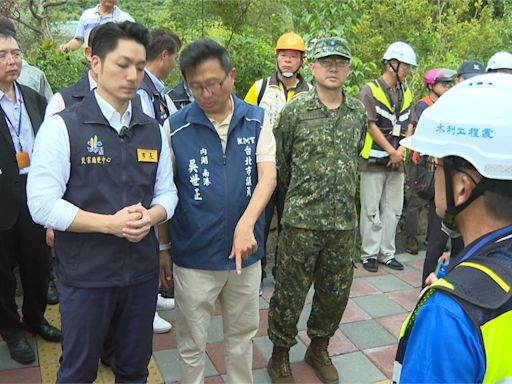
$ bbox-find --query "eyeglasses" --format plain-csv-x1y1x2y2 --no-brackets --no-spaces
316,57,349,68
187,74,229,96
0,50,23,63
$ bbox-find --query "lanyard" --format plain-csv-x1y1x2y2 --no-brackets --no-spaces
1,101,23,152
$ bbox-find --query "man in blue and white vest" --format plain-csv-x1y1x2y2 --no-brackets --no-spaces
161,39,276,383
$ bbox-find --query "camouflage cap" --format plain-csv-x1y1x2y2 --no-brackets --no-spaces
310,37,351,60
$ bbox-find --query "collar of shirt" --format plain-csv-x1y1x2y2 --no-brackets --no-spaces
145,68,165,96
87,71,97,90
207,95,234,128
94,90,132,133
93,4,119,18
0,81,23,108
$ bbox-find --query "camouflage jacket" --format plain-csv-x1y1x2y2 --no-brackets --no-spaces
274,87,367,230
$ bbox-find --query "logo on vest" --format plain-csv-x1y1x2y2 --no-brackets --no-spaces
81,135,111,165
237,136,256,145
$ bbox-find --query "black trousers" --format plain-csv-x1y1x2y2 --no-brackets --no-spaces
0,177,49,332
422,200,464,286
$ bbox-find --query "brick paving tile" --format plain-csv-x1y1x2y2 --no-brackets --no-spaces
406,259,425,271
363,345,398,379
340,299,372,324
349,278,381,297
152,329,177,351
376,313,409,339
394,270,423,288
387,289,421,312
0,367,41,383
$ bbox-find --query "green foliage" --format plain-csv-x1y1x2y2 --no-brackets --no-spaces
14,0,512,98
26,39,87,92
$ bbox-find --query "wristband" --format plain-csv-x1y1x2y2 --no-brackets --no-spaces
159,242,171,252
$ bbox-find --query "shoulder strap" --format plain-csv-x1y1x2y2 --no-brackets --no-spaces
433,238,512,310
257,77,268,106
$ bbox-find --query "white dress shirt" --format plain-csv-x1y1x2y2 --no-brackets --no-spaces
27,90,178,231
0,83,35,175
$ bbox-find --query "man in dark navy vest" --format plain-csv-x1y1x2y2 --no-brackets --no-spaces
27,21,177,383
137,28,181,125
0,28,61,366
160,39,276,383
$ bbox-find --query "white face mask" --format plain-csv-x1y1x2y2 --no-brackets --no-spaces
281,71,294,78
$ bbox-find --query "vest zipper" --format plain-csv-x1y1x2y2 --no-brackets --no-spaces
120,138,130,283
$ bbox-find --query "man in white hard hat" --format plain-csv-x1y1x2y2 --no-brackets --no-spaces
393,73,512,382
486,51,512,74
358,41,417,272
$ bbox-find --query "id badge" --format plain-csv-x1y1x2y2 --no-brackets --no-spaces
16,151,30,169
392,123,401,137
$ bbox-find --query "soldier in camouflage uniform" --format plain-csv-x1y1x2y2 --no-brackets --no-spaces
267,37,367,384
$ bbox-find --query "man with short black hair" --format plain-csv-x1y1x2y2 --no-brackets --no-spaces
137,28,181,124
0,16,53,102
162,38,276,383
28,21,177,382
0,27,61,366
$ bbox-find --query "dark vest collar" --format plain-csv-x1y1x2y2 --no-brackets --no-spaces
78,91,155,129
186,94,251,136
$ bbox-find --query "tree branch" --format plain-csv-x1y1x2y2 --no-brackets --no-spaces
43,0,67,8
28,0,42,21
11,12,42,34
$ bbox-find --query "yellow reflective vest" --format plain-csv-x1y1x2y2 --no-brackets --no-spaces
360,79,412,159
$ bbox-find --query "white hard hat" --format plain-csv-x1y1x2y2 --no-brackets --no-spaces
383,41,417,66
400,73,512,180
486,51,512,72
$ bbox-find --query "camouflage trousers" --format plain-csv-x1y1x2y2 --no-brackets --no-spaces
268,226,356,347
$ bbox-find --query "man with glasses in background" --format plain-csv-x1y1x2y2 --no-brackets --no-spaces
161,39,276,383
0,28,61,365
267,37,366,384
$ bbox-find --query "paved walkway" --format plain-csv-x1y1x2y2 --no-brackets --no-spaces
0,250,425,383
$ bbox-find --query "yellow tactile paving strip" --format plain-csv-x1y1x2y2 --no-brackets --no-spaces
38,304,164,383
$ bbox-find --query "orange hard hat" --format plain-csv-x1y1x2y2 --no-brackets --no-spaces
275,32,306,53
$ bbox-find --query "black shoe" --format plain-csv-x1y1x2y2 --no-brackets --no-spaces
30,323,61,342
405,237,419,255
1,331,35,364
380,257,404,271
362,258,378,272
159,285,174,299
47,279,59,305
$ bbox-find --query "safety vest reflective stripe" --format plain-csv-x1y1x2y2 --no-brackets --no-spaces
360,80,412,159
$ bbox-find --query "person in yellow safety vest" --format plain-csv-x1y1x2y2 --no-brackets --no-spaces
358,41,417,273
394,73,512,383
244,32,310,295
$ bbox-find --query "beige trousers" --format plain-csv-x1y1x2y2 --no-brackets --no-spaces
173,261,261,384
360,170,404,262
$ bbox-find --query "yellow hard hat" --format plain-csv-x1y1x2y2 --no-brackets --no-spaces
275,32,306,53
